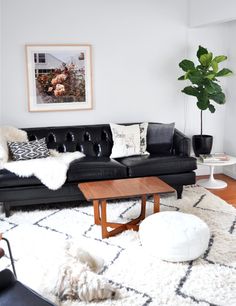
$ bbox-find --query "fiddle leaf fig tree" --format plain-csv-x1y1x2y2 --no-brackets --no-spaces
178,46,232,135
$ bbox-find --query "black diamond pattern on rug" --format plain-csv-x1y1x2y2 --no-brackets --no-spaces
0,186,235,306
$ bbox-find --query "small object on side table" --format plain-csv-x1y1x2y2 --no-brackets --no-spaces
197,155,236,189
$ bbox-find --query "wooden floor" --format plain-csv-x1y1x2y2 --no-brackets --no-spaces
197,174,236,208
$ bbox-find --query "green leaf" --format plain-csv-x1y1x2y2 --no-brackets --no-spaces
179,60,195,72
196,64,205,71
211,60,218,73
211,81,222,93
209,92,226,104
197,89,209,110
197,101,209,110
208,104,216,113
200,52,213,67
178,75,185,80
197,46,208,59
205,73,216,80
188,70,203,85
213,55,227,63
216,68,233,77
182,86,199,97
205,81,222,94
205,85,215,95
184,71,190,79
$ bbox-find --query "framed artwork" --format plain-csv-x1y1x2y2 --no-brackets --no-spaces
25,44,92,112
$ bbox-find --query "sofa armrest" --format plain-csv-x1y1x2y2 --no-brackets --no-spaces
173,129,191,157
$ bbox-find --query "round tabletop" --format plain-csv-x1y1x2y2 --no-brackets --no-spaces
197,155,236,167
197,155,236,189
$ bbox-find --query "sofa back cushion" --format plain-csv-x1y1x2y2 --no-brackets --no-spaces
23,122,175,158
24,125,113,157
147,123,175,154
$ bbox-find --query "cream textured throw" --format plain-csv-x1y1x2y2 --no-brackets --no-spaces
3,151,84,190
0,126,28,163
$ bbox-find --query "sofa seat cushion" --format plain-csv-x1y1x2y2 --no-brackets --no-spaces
118,155,197,177
67,157,127,182
0,169,41,188
0,158,127,188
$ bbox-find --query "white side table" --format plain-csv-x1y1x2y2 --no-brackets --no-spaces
197,155,236,189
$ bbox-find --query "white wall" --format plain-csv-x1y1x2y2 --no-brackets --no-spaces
189,0,236,177
187,0,236,163
2,0,236,177
183,23,229,175
0,0,2,124
223,21,236,178
1,0,188,129
189,0,236,27
185,24,229,150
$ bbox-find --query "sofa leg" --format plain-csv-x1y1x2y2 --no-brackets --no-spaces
3,203,10,218
176,186,183,199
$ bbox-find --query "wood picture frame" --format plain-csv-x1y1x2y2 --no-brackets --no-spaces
26,44,92,112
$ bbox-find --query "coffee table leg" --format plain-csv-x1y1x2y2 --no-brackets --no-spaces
101,199,109,239
100,199,134,239
93,200,101,225
99,198,147,239
153,194,160,213
140,195,146,220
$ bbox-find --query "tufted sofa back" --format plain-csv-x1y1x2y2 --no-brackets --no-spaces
24,124,113,157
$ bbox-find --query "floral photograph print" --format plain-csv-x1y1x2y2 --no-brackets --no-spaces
26,45,92,111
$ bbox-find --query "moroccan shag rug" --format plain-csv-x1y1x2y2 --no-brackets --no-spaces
0,186,235,306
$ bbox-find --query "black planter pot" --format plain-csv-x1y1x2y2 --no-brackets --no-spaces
192,135,213,157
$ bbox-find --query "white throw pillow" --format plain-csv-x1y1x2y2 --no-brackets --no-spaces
110,123,141,158
0,126,28,163
0,133,8,163
139,122,149,155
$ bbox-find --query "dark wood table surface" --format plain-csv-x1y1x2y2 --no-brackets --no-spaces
79,176,175,200
79,176,175,239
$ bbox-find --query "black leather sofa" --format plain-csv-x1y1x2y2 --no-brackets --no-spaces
0,123,197,217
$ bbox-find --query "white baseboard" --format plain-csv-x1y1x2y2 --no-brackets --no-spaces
223,165,236,180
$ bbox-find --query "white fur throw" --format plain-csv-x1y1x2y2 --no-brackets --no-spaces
3,151,84,190
0,126,28,163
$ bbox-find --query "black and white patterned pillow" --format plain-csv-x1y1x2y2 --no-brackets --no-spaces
8,138,50,161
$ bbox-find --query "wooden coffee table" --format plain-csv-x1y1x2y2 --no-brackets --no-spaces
79,177,175,239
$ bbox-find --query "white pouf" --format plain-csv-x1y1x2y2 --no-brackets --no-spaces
139,211,210,262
